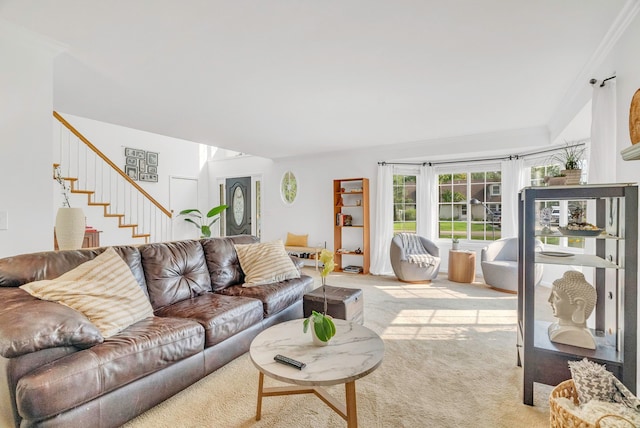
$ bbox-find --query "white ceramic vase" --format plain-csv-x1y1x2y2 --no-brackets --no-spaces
311,326,330,346
55,207,85,250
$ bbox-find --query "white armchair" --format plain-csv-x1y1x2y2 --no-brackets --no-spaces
480,237,543,293
390,234,441,283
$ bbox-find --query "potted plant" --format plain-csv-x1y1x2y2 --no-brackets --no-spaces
543,173,567,186
452,237,460,251
303,249,337,345
178,205,228,238
551,143,585,185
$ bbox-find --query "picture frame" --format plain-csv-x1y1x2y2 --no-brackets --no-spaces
123,147,159,182
147,152,158,166
139,173,158,182
125,156,138,166
125,165,138,180
125,147,145,159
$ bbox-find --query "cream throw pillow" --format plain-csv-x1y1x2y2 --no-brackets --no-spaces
20,247,154,337
234,239,301,287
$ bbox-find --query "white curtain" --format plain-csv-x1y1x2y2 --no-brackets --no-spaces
370,163,394,275
500,157,526,238
588,80,616,184
417,164,437,240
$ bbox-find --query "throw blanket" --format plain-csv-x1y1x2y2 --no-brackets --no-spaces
399,233,436,268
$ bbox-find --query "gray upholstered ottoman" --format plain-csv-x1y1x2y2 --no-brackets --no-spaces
303,285,364,325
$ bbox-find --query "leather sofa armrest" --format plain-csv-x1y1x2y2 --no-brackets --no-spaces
0,288,103,358
290,256,304,270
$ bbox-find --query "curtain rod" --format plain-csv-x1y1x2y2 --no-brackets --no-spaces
378,141,586,167
590,75,616,87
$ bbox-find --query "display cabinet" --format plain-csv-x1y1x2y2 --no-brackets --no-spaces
333,178,370,274
517,184,638,405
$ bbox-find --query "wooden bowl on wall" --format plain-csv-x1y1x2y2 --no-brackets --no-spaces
631,88,640,145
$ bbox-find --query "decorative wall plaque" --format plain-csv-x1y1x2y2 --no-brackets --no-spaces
124,147,158,182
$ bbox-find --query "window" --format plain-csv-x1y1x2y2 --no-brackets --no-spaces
393,174,416,234
438,170,501,241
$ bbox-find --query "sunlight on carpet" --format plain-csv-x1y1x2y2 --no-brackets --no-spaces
124,269,553,428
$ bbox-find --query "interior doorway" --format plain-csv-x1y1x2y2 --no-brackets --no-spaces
169,176,199,240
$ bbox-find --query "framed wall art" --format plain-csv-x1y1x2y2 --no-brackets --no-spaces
124,147,159,182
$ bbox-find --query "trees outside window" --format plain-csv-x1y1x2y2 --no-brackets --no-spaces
438,170,502,241
393,175,416,234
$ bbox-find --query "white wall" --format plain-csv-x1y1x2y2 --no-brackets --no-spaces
210,127,550,276
55,113,210,246
611,16,640,183
0,21,62,258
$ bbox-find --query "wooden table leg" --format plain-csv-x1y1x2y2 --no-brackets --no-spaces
345,381,358,428
256,372,264,421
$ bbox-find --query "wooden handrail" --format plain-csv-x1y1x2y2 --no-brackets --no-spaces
54,111,172,218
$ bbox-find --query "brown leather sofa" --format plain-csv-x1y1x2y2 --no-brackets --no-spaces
0,235,314,427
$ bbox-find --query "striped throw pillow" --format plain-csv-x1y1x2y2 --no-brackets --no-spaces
234,239,301,287
20,247,154,337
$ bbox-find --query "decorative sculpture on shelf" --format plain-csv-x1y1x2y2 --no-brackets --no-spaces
547,271,597,349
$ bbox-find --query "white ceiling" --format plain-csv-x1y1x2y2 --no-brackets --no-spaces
0,1,628,159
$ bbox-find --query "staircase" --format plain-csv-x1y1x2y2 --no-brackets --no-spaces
54,112,172,244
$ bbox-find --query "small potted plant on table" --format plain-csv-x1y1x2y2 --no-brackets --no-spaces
552,143,585,185
452,237,460,251
303,249,337,345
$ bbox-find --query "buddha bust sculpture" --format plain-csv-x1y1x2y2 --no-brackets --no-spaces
547,271,597,349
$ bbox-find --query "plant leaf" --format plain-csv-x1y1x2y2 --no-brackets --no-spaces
183,218,200,227
201,225,211,237
179,209,202,216
206,204,228,218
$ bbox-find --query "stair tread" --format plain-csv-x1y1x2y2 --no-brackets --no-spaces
88,202,110,206
71,190,94,194
132,234,151,238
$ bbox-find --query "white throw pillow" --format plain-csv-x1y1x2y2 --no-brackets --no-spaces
20,247,154,337
234,239,301,287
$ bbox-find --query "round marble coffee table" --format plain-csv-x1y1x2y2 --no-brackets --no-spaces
249,319,384,427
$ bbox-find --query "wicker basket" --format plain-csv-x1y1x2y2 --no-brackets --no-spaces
549,379,635,428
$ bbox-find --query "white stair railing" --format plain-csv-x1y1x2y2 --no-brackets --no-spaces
54,111,172,243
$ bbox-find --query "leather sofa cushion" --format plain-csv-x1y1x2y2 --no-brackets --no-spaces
140,240,212,309
217,275,313,317
0,288,103,358
16,316,204,421
155,293,263,347
201,235,258,291
0,246,148,294
20,248,154,338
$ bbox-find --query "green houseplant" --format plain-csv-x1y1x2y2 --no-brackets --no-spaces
551,143,585,185
178,205,228,238
452,237,460,250
303,249,337,345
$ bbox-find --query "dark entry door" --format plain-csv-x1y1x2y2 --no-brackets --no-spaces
226,177,251,235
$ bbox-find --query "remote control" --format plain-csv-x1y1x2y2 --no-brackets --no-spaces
274,354,306,370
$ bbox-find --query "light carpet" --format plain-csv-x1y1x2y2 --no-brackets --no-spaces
124,269,553,428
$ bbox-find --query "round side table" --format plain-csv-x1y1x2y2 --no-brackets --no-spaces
448,250,476,283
